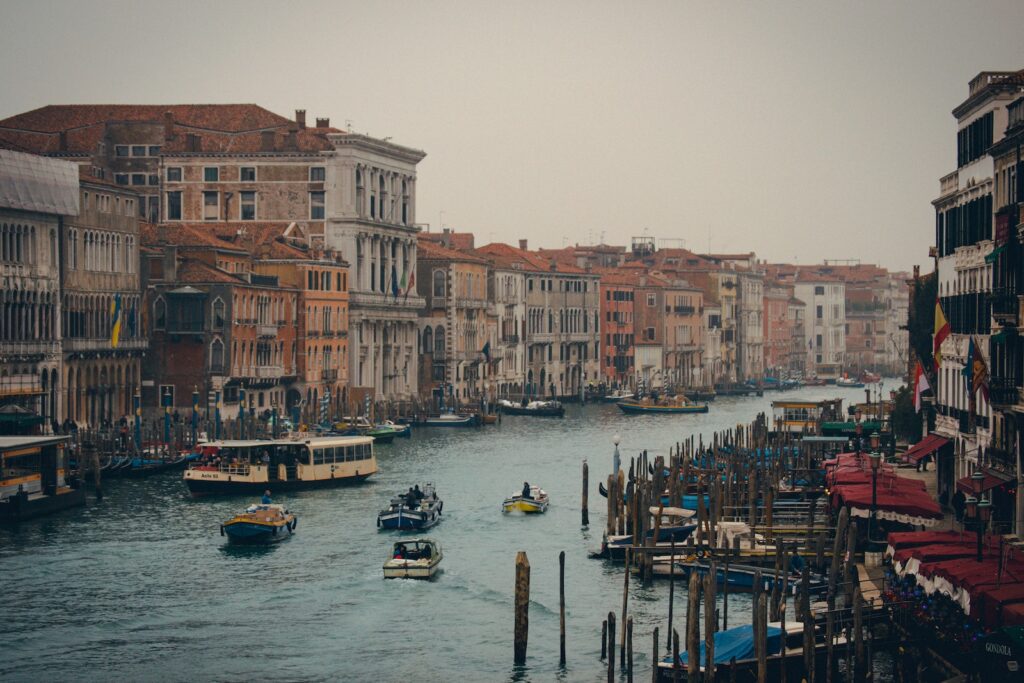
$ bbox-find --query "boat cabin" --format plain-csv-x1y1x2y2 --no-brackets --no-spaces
771,399,844,434
391,539,438,561
0,436,85,522
184,435,376,494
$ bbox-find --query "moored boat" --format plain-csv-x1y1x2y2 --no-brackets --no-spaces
502,485,549,513
651,557,829,596
220,503,296,544
183,436,377,495
618,395,709,414
377,484,443,530
422,413,477,427
593,523,698,559
836,376,865,388
383,538,443,579
382,420,412,437
498,399,565,417
599,390,634,403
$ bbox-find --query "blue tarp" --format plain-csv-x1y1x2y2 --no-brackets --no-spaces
674,625,782,666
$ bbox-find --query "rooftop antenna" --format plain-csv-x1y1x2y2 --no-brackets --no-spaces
439,210,446,229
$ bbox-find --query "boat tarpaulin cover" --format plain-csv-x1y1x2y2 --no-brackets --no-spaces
676,625,782,666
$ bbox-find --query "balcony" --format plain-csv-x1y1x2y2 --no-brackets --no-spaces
256,366,284,379
350,290,425,311
672,305,696,315
258,324,278,338
988,447,1016,471
992,286,1019,326
65,338,147,352
502,334,520,344
0,340,60,358
322,368,339,381
990,376,1020,408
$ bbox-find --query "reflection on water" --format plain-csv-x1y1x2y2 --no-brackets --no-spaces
0,386,883,682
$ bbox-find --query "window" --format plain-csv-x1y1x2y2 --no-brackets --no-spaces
816,334,822,348
115,145,129,157
816,305,823,319
814,285,824,295
204,167,219,182
131,145,147,157
310,167,325,182
647,294,656,306
148,145,161,156
645,326,655,340
433,269,446,297
154,298,166,330
131,173,146,185
310,191,325,219
203,191,219,221
240,167,256,182
148,174,159,186
166,167,182,182
115,173,128,185
213,298,225,328
240,191,256,220
166,191,182,220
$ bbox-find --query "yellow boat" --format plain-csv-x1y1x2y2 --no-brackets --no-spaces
502,485,549,513
220,503,296,544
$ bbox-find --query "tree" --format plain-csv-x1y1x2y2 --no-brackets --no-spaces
889,384,922,443
908,272,937,378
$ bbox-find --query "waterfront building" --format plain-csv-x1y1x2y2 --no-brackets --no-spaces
763,283,792,378
477,244,527,399
702,254,764,382
787,296,808,377
661,280,704,391
140,224,300,419
983,89,1024,533
634,274,667,391
63,168,147,426
416,237,490,404
793,273,846,379
0,149,78,433
702,302,724,387
597,270,638,390
476,242,600,399
932,71,1024,503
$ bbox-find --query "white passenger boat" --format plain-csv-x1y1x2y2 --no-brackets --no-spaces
383,538,443,579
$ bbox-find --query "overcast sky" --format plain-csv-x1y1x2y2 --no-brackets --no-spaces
3,0,1023,272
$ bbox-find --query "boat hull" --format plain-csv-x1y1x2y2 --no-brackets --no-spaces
503,497,549,513
618,402,709,414
377,506,441,530
382,559,441,579
186,471,373,496
422,416,477,427
499,406,565,417
222,519,295,544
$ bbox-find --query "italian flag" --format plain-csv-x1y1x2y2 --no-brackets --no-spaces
933,298,950,371
913,361,930,413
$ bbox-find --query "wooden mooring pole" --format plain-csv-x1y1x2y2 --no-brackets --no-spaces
514,551,530,665
652,626,659,683
582,460,589,526
607,612,616,682
621,548,630,668
559,550,566,668
627,616,634,682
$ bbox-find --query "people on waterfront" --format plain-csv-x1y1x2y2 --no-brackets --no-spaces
522,482,532,499
790,547,805,575
952,489,966,522
261,490,272,505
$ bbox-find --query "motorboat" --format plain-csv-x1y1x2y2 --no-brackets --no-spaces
422,413,477,427
651,557,829,596
220,503,296,544
836,376,865,388
498,399,565,417
382,420,412,437
383,538,443,579
377,484,443,531
502,485,549,513
618,395,709,414
593,523,698,560
599,390,634,403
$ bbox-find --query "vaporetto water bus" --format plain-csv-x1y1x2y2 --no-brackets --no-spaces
183,436,377,495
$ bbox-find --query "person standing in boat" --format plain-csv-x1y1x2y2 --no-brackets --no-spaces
521,482,532,500
413,484,424,501
261,490,272,505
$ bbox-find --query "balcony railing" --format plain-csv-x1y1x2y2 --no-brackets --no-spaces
0,341,61,357
322,369,339,381
672,305,695,315
992,286,1019,325
990,376,1020,407
258,324,278,338
64,338,148,352
988,447,1015,471
502,334,520,344
255,366,284,379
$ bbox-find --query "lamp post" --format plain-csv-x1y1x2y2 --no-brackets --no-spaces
977,499,992,562
612,433,621,477
855,421,863,457
969,470,987,562
868,446,881,543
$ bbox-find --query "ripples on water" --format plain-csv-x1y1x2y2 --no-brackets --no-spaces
0,387,879,681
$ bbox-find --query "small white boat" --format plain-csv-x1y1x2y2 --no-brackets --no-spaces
502,485,549,514
383,538,443,579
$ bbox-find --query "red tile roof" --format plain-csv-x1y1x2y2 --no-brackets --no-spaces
139,222,243,251
417,237,488,264
177,258,247,285
419,230,476,250
0,104,342,156
475,242,591,275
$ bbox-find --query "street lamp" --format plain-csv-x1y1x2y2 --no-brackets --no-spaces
855,421,863,456
977,499,992,562
612,433,621,476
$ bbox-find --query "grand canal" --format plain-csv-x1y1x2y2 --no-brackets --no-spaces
1,386,880,682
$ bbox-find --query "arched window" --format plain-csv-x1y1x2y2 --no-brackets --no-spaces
212,297,225,328
211,338,224,370
423,326,433,354
433,269,446,298
154,297,166,330
434,325,445,356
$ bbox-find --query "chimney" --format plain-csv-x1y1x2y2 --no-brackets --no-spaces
295,109,306,129
316,117,330,128
519,239,528,250
441,227,451,248
58,131,67,152
260,130,276,151
163,111,175,140
285,124,298,151
186,133,201,152
163,245,178,282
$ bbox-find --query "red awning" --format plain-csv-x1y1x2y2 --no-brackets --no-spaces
956,469,1013,495
973,583,1024,626
903,434,949,463
831,480,943,525
886,530,963,551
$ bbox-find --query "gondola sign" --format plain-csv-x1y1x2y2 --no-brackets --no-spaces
978,626,1022,678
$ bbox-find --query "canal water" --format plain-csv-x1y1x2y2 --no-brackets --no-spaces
1,386,881,682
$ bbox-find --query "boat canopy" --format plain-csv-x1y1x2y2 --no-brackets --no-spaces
674,624,783,666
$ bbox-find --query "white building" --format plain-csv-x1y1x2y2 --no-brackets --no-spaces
932,71,1024,500
323,134,427,400
794,276,845,379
